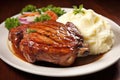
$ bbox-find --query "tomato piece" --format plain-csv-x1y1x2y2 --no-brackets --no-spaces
45,10,58,20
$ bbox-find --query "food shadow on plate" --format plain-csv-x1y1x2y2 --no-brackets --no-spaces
34,54,104,68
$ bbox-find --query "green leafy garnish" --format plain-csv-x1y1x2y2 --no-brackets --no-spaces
34,14,51,22
21,5,36,13
36,9,41,14
40,5,66,16
5,18,20,30
27,28,37,33
40,5,52,12
73,4,84,15
21,4,66,16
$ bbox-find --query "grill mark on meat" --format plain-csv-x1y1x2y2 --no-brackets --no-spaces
29,21,68,36
26,24,66,45
32,21,85,49
29,22,60,30
42,20,64,29
20,39,74,55
29,27,64,44
28,33,59,45
24,32,76,48
29,24,76,46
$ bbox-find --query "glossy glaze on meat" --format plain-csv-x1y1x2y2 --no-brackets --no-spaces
9,20,89,66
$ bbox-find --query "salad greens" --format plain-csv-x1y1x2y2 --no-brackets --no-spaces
34,14,51,22
4,4,66,30
5,18,20,30
21,5,36,13
21,4,66,17
73,4,84,15
40,5,66,17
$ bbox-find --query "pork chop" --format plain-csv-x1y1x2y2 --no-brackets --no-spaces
9,20,89,66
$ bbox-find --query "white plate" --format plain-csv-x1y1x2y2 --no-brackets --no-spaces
0,8,120,77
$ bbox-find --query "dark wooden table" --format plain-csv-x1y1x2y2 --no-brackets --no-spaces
0,0,120,80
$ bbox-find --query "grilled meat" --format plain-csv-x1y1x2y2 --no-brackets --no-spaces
9,20,89,66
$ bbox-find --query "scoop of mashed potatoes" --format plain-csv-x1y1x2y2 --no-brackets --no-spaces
57,8,114,55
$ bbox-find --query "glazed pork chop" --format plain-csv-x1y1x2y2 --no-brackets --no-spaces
9,20,89,66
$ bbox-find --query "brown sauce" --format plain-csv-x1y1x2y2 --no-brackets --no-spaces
8,41,27,62
8,41,104,68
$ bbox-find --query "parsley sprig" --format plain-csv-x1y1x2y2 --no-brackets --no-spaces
73,4,84,15
21,5,37,13
26,28,37,33
34,14,51,22
5,18,20,30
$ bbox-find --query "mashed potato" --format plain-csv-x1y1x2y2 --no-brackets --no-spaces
57,8,114,55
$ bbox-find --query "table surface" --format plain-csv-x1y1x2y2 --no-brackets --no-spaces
0,0,120,80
